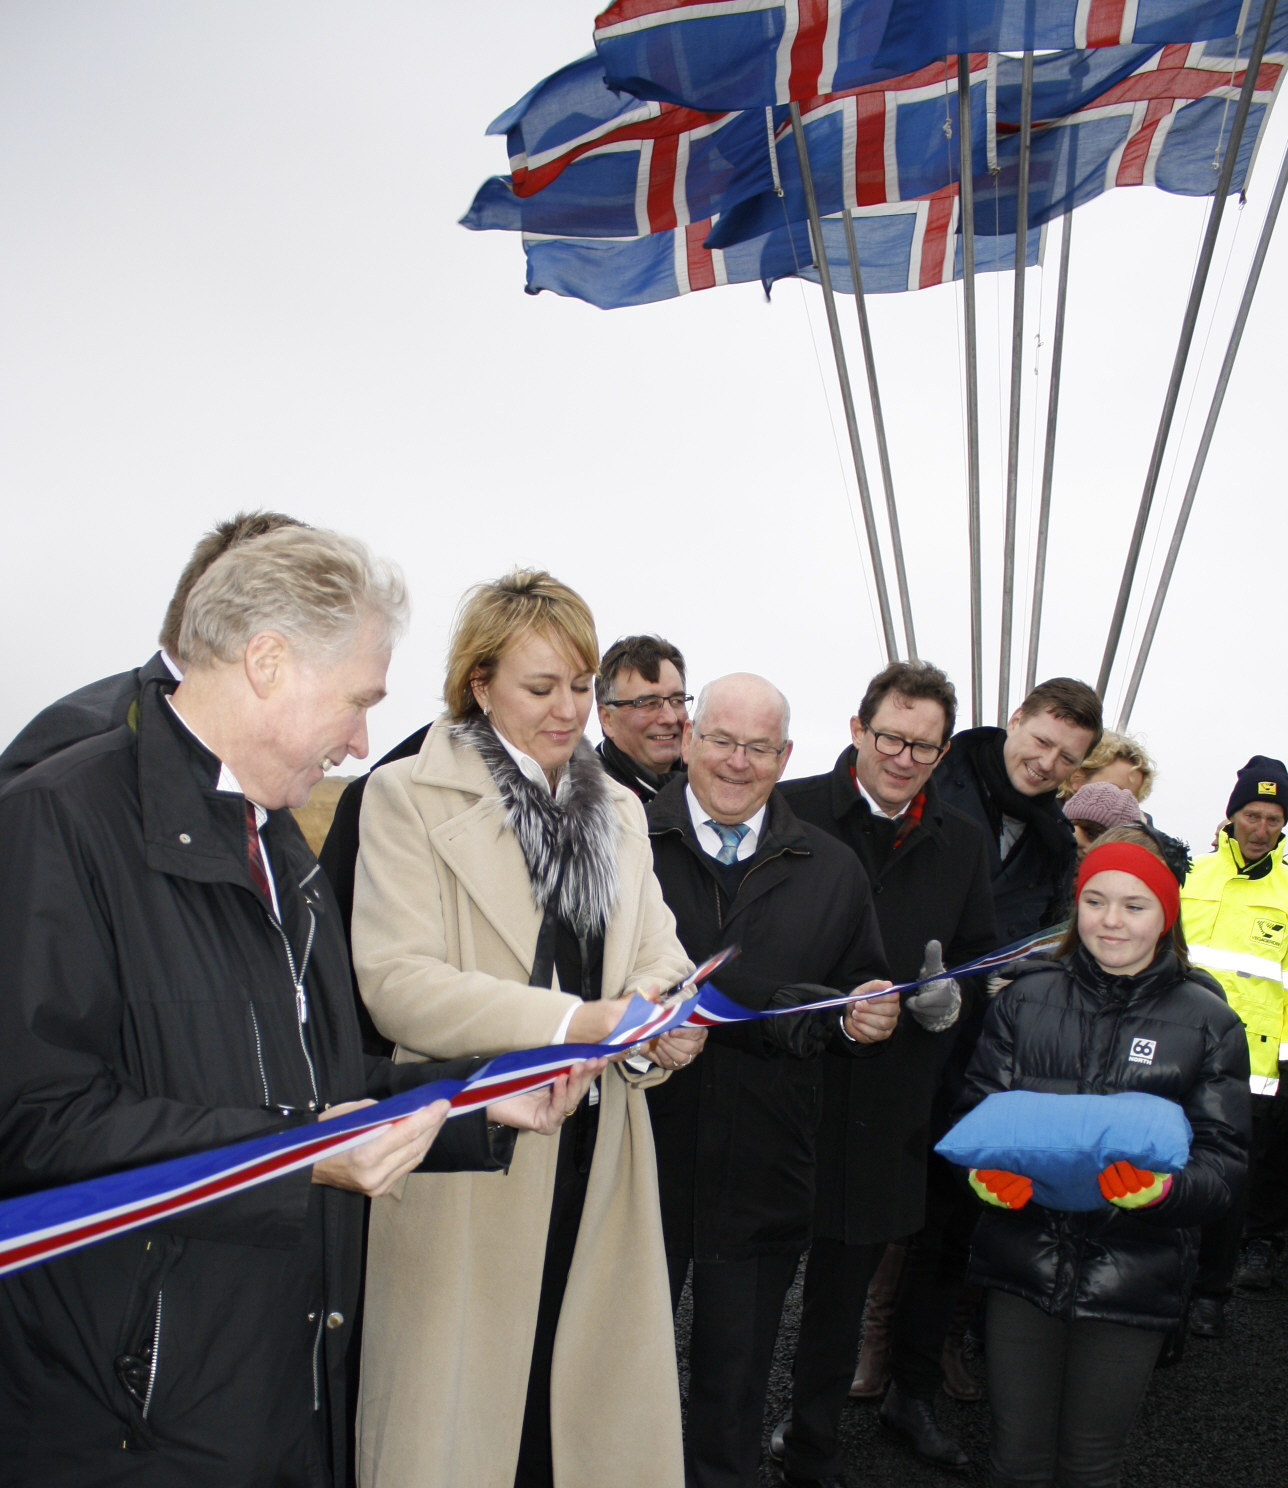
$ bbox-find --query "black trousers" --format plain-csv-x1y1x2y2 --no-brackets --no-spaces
984,1289,1164,1488
889,1150,978,1399
513,1106,598,1488
781,1238,885,1481
670,1250,801,1488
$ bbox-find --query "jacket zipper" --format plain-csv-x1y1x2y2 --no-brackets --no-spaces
247,1003,271,1106
311,1310,325,1412
271,913,319,1109
259,888,320,1109
141,1289,163,1420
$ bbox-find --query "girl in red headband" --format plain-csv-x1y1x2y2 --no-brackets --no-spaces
957,826,1250,1488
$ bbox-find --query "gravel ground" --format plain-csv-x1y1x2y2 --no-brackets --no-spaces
674,1256,1288,1488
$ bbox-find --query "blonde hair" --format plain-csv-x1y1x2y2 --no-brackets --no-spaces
1058,730,1157,802
179,526,408,666
444,569,600,721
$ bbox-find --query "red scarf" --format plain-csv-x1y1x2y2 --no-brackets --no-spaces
850,758,925,848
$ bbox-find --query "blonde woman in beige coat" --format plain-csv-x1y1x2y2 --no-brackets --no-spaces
350,571,702,1488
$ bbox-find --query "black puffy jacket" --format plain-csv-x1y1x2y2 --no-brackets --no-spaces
959,948,1251,1329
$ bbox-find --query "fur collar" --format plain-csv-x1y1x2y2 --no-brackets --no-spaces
451,715,620,936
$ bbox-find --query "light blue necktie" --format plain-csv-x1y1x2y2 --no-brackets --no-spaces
707,819,750,866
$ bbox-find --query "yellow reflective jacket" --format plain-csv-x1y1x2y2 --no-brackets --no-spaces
1181,832,1288,1092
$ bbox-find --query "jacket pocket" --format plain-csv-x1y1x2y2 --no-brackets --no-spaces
111,1233,183,1446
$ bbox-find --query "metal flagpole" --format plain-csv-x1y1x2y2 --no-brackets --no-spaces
840,208,918,658
788,101,899,661
998,51,1034,722
1024,205,1074,694
1117,137,1288,729
957,54,984,725
1096,0,1279,698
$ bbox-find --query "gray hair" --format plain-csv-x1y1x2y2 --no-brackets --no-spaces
692,675,791,745
178,526,409,666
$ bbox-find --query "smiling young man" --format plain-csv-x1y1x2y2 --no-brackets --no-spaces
935,676,1102,945
1182,755,1288,1334
595,634,691,802
772,661,997,1487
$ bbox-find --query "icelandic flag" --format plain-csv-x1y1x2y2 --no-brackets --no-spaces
593,0,1254,110
979,27,1288,233
706,53,993,247
522,187,1043,309
462,52,778,238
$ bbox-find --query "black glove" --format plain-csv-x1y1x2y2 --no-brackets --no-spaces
763,984,832,1060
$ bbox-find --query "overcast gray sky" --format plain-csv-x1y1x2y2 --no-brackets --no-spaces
2,1,1284,847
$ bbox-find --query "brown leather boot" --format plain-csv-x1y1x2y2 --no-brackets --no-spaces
940,1282,983,1401
849,1242,907,1398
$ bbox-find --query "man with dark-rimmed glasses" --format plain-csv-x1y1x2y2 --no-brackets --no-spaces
772,660,997,1487
595,634,692,802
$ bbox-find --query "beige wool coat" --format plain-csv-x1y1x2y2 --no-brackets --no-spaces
350,718,692,1488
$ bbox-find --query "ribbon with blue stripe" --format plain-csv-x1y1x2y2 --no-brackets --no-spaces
0,926,1064,1277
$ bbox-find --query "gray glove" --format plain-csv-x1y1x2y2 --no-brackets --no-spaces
904,939,961,1033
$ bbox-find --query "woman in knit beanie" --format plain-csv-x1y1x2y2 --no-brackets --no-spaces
1063,782,1143,859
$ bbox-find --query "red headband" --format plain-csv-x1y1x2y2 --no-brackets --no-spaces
1075,842,1180,931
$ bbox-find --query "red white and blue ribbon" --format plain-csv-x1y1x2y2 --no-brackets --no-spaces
0,927,1063,1278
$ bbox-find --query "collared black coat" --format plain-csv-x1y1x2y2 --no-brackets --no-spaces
0,649,172,788
934,726,1075,944
0,682,499,1488
959,949,1251,1329
645,778,888,1262
781,753,998,1241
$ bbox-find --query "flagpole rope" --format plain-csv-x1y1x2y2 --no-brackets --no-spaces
788,100,901,659
1117,135,1288,727
1095,0,1281,700
773,191,887,658
998,51,1035,723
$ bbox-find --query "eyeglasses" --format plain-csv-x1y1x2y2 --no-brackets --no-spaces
868,729,945,766
696,731,787,762
602,692,693,715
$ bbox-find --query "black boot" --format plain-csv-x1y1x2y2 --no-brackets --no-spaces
878,1382,969,1471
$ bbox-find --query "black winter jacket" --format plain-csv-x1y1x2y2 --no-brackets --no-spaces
0,649,172,788
934,727,1075,944
645,778,888,1261
959,948,1251,1329
781,755,997,1242
0,683,501,1488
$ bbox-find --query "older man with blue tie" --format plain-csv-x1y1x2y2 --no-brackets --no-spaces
644,672,900,1488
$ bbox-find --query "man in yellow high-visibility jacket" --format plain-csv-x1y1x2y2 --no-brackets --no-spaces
1182,755,1288,1337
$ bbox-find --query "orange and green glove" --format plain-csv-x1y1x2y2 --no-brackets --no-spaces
969,1167,1033,1209
1098,1160,1173,1209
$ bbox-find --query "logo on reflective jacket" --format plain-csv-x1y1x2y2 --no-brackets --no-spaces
1129,1038,1157,1066
1252,919,1286,950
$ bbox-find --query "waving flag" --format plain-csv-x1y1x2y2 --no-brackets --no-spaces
522,187,1043,309
707,53,991,247
980,28,1288,233
593,0,1253,110
463,52,781,237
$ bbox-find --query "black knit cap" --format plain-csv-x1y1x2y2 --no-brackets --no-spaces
1226,755,1288,819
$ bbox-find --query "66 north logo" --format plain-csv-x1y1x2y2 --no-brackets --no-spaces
1128,1038,1158,1066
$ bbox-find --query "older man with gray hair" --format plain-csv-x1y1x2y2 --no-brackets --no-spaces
645,673,899,1488
0,526,595,1488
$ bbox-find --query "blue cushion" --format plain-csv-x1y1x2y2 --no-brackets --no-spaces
935,1090,1193,1211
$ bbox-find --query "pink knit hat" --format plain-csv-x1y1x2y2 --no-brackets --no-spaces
1062,782,1142,830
